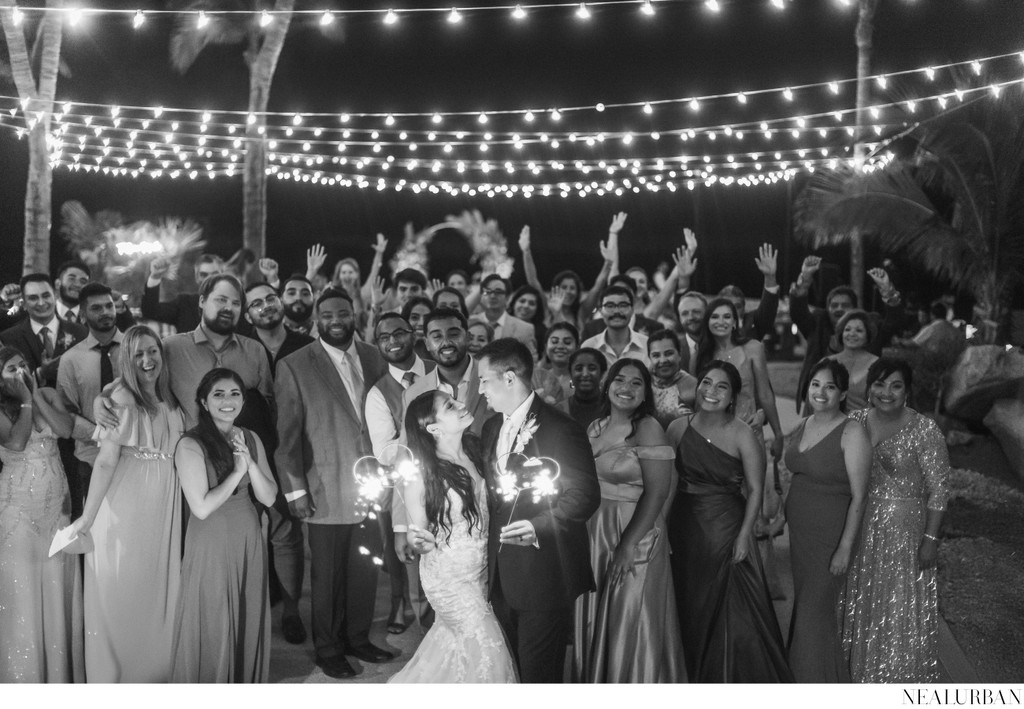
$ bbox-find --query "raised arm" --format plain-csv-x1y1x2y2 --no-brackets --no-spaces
579,213,625,319
644,243,696,320
140,257,184,325
788,255,822,337
750,243,781,340
305,244,327,282
519,226,544,294
866,267,903,353
360,234,389,304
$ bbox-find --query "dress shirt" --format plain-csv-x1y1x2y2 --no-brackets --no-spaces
430,360,475,403
162,325,274,428
56,302,80,323
486,311,508,337
56,330,123,465
497,392,537,464
364,357,428,457
30,315,61,339
581,328,650,369
318,338,365,418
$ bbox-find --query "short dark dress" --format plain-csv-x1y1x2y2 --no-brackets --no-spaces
783,419,853,682
668,423,792,682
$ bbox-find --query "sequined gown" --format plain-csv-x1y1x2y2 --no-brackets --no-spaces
841,410,949,683
668,424,792,682
85,401,184,683
389,477,517,683
783,420,853,682
573,439,686,682
0,424,84,682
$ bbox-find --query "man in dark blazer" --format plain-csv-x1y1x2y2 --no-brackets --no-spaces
141,253,224,333
274,288,389,679
477,338,600,683
0,273,87,387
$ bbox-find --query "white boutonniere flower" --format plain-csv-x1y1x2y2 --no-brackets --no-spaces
511,414,539,456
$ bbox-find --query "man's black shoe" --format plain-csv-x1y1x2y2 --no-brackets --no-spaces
316,655,358,679
282,614,306,644
347,643,397,664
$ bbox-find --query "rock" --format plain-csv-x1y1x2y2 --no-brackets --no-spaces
982,397,1024,483
944,345,1024,423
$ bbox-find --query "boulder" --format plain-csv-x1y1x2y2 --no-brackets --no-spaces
983,397,1024,483
943,345,1024,423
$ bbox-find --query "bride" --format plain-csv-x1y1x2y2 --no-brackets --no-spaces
389,391,518,683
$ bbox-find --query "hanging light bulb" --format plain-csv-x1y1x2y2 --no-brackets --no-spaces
12,7,23,26
705,0,721,12
641,0,656,16
384,9,398,25
512,4,527,19
320,11,335,26
770,0,785,8
642,102,653,114
576,3,591,20
259,10,272,27
737,92,747,104
132,10,145,28
689,98,700,112
447,7,462,23
197,11,209,29
431,113,443,124
68,8,83,26
782,87,794,101
828,81,839,94
876,75,888,89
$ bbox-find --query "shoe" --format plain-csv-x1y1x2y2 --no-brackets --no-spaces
282,614,306,645
387,598,410,635
316,655,358,679
347,643,397,664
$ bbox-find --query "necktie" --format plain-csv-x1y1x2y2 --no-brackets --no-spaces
344,350,365,416
489,321,501,337
98,342,115,388
39,327,54,360
497,417,515,463
401,370,417,389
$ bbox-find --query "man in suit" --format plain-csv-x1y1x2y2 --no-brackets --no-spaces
580,274,663,340
53,260,135,331
674,290,706,373
274,288,389,680
1,273,87,387
471,274,537,359
477,338,601,683
580,284,650,369
141,253,224,333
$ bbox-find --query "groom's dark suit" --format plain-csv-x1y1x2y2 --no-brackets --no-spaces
482,396,600,682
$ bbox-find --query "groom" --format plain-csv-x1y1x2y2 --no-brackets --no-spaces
477,338,600,683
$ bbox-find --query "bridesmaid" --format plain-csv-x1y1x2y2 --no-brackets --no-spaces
69,325,184,682
783,359,871,682
573,359,685,683
666,360,792,682
0,347,83,682
842,358,950,682
171,368,278,682
563,348,607,430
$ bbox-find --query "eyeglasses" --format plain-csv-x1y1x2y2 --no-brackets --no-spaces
482,288,507,297
601,302,632,312
247,294,280,311
376,328,413,344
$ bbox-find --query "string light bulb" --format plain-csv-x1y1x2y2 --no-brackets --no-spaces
384,9,398,25
783,87,794,101
641,0,656,16
512,4,527,19
431,113,442,124
447,7,463,23
197,11,209,29
320,11,334,26
705,0,721,12
576,3,591,19
11,7,23,26
642,102,653,114
69,8,83,26
259,10,272,27
132,10,145,29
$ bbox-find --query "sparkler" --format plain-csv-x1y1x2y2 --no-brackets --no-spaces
353,443,421,566
496,454,560,552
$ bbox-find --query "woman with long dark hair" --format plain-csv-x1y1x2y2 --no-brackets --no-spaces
69,325,184,682
508,284,548,349
573,359,685,682
666,360,792,682
171,368,278,682
0,346,83,682
389,390,517,683
842,358,950,682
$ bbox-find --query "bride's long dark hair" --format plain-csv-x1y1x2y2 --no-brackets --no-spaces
404,390,482,544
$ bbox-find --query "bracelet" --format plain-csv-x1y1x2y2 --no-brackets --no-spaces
923,533,939,541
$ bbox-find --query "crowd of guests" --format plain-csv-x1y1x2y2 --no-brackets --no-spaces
0,212,952,684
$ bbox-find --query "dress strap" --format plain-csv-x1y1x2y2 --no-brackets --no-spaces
636,444,675,461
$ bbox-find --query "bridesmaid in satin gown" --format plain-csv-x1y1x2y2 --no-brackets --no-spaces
666,360,792,682
573,358,686,683
783,359,870,682
0,347,83,682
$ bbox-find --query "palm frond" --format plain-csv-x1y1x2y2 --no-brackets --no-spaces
168,1,254,73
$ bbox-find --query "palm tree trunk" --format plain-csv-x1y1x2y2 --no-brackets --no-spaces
242,0,294,259
850,0,879,307
1,1,64,275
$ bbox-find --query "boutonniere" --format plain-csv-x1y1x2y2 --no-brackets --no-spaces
511,413,539,456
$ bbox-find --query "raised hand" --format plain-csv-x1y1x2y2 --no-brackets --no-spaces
682,227,698,255
755,243,778,285
306,244,327,276
427,278,444,298
547,284,566,315
671,246,698,279
518,225,531,252
1,371,33,404
369,275,390,308
149,257,171,281
609,212,628,235
1,283,21,305
372,233,388,256
800,255,822,278
867,267,893,297
258,258,279,283
599,237,619,265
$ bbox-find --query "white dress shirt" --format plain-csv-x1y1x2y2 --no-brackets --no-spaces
364,356,428,458
581,328,650,369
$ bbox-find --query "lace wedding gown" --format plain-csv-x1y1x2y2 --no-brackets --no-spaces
390,479,517,683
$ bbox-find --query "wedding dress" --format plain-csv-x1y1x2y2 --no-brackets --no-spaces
390,477,517,683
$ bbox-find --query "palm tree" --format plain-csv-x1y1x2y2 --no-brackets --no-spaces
0,1,65,274
794,91,1024,344
169,0,296,258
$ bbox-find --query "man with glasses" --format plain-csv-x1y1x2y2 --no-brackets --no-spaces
363,313,435,635
245,282,314,372
471,274,537,359
581,284,650,368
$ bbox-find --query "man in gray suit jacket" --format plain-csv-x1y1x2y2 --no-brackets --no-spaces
471,274,537,359
274,288,389,679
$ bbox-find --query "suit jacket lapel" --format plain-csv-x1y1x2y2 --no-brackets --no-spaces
20,322,44,365
308,345,361,425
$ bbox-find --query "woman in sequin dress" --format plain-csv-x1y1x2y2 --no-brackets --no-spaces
783,359,870,682
390,390,517,683
842,358,949,683
573,359,685,682
68,326,185,682
0,347,83,682
666,361,792,682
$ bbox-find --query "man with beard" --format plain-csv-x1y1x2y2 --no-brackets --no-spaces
581,285,650,369
275,288,389,679
142,253,224,334
1,273,88,387
363,313,435,634
57,282,123,517
161,274,273,428
280,274,317,336
54,261,135,331
243,281,313,644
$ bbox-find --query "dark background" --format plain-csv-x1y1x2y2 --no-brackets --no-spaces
1,0,1021,304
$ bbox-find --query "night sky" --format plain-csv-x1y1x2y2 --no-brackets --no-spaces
1,0,1021,301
